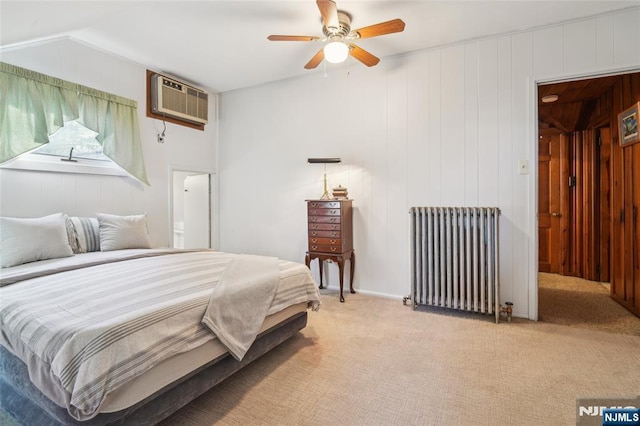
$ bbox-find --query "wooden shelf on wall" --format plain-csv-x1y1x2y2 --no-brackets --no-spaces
145,69,205,131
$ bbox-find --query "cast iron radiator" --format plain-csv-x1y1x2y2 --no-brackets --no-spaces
409,207,501,323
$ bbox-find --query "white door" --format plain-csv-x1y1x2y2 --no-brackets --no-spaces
183,174,210,249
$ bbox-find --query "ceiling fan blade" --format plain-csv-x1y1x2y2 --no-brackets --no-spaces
349,44,380,67
354,19,406,39
267,35,321,42
305,49,325,69
317,0,339,31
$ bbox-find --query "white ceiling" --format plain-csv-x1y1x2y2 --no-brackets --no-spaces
1,1,638,93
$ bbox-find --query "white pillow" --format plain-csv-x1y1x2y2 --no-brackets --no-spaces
97,213,151,251
0,213,74,268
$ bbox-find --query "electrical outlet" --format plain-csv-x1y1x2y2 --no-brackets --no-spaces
518,160,529,175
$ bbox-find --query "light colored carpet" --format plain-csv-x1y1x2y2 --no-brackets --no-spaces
160,290,640,426
538,272,640,336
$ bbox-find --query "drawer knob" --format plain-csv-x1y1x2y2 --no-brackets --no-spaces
311,217,317,222
330,218,337,222
330,247,337,252
311,238,318,243
330,239,337,244
311,232,318,236
310,224,317,229
311,246,318,250
332,232,338,237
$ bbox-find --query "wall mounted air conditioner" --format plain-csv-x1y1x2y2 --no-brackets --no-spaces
151,73,208,125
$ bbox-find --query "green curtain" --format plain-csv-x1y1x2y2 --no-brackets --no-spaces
0,62,149,185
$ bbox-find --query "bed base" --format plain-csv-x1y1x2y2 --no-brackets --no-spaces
1,311,307,425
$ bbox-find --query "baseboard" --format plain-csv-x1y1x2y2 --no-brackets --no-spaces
320,284,405,301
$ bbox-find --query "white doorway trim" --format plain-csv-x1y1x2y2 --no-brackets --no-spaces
528,65,640,321
168,165,217,249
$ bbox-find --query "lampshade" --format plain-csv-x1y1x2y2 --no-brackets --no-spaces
307,158,342,164
323,42,349,64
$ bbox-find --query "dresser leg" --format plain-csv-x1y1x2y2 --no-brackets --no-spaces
349,251,356,294
318,259,324,289
337,257,345,302
306,254,323,290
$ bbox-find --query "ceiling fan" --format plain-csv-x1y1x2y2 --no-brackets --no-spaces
267,0,406,69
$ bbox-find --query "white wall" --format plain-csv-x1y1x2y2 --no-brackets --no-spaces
0,37,218,247
218,8,640,319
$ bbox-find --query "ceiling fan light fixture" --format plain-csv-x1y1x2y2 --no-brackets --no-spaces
267,1,405,69
324,41,349,63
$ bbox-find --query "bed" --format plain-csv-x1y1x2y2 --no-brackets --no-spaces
0,214,321,425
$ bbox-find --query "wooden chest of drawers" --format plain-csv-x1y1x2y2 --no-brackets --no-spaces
305,199,355,302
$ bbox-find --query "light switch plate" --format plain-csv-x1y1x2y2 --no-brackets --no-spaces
518,160,529,175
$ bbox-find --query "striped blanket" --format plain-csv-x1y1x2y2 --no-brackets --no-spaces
0,249,320,420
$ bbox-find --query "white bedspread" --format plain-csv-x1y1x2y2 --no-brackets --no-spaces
0,249,320,420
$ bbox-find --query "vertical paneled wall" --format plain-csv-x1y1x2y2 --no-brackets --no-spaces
610,73,640,316
219,8,640,319
0,38,218,246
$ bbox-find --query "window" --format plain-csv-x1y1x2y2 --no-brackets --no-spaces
1,147,128,177
34,120,109,161
1,120,128,177
0,62,149,184
1,119,128,176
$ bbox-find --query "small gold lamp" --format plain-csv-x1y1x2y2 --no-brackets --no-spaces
307,157,342,200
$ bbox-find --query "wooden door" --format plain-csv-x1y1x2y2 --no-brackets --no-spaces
569,130,595,280
539,128,610,280
538,132,568,274
564,129,612,281
610,74,640,317
611,137,640,316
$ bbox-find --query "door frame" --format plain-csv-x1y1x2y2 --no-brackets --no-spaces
168,164,217,250
529,65,640,321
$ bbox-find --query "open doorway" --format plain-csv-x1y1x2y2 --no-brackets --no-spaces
171,169,213,249
537,72,640,325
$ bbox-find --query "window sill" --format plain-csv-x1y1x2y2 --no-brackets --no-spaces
1,153,128,177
